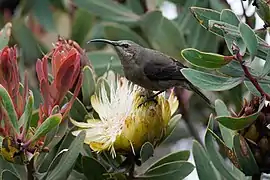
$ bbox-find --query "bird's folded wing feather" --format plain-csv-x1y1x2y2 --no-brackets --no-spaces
143,57,187,81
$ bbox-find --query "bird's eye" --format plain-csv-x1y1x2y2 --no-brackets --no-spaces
122,43,129,48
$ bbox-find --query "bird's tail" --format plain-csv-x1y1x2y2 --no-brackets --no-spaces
187,82,214,109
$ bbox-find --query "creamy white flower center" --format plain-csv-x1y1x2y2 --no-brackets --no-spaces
90,77,138,157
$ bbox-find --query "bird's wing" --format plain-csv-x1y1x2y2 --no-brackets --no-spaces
143,57,187,81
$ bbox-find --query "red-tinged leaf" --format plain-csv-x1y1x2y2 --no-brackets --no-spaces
43,57,49,82
62,74,83,118
52,51,64,77
29,113,62,143
40,79,51,116
35,59,44,82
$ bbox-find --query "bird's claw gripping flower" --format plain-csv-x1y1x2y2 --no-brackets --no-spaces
71,72,179,158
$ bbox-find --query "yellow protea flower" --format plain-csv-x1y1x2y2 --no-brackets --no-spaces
71,73,179,158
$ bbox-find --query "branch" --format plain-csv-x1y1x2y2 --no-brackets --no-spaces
232,45,270,100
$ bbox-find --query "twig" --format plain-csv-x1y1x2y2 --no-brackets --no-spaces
128,156,135,180
27,159,34,180
232,45,270,100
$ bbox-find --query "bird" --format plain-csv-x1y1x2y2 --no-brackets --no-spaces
88,39,212,107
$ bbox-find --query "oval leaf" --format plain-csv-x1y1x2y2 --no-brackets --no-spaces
71,9,93,45
148,150,190,170
245,81,270,96
205,129,244,180
72,0,139,24
181,48,232,68
46,131,86,180
239,22,258,56
192,140,220,180
181,68,243,91
140,142,154,163
220,9,240,27
1,170,20,180
190,7,221,31
21,91,34,136
140,10,186,58
233,134,260,176
139,161,194,180
82,66,96,106
0,23,12,49
0,84,19,133
215,97,265,130
87,52,123,76
82,156,107,180
32,0,55,32
30,113,62,143
66,91,88,122
103,23,149,47
215,99,235,149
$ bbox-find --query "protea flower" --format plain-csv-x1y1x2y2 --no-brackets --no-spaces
71,71,179,158
238,96,270,173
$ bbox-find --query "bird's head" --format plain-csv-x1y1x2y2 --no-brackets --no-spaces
88,39,141,62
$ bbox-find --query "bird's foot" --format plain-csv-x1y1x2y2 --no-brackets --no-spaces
138,97,158,108
137,90,164,108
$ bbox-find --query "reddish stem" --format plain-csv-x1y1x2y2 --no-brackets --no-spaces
233,47,270,100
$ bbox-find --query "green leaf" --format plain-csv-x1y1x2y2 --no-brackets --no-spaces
245,81,270,96
140,10,186,58
261,49,270,77
181,68,243,91
82,66,96,106
87,51,123,76
215,99,235,149
30,114,62,143
161,114,182,143
0,84,19,133
71,9,93,45
181,48,232,68
0,23,11,49
205,130,244,180
139,161,194,180
67,170,87,180
32,0,55,32
256,0,270,26
66,92,88,122
1,170,20,180
216,97,265,130
148,150,190,170
192,140,220,180
40,149,69,180
140,142,154,163
0,156,27,179
12,19,46,65
190,7,221,31
239,22,258,56
220,9,240,27
103,23,149,47
21,91,34,136
82,156,107,180
72,0,140,24
219,60,244,77
233,134,260,176
46,131,86,180
30,109,39,128
46,119,69,149
126,0,144,15
223,30,246,55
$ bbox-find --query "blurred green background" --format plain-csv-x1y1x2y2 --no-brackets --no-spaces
0,0,263,179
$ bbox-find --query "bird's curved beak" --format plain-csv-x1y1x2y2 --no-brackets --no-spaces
87,39,120,46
